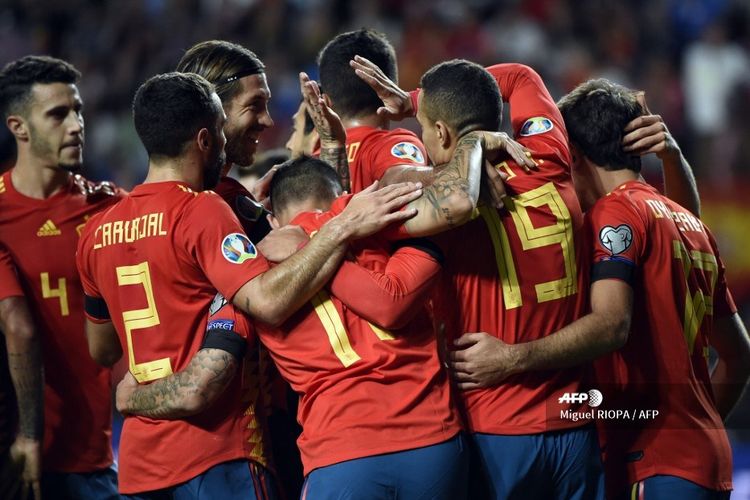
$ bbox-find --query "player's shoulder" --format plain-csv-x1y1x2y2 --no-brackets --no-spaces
589,182,650,226
375,128,426,165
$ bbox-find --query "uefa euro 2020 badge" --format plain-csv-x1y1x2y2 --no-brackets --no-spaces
221,233,257,264
519,116,553,137
390,142,425,164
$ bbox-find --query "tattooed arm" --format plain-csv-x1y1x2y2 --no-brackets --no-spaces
0,296,43,498
116,348,238,419
300,72,350,191
400,132,483,237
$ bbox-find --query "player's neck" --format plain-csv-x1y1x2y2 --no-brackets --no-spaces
11,151,71,199
144,157,203,191
600,168,640,194
342,113,389,130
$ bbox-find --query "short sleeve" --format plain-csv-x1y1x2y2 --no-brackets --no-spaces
181,193,271,301
705,228,738,319
588,195,646,285
0,244,23,300
369,131,428,181
206,293,256,345
76,211,104,299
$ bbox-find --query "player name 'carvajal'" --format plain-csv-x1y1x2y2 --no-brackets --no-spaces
93,212,167,249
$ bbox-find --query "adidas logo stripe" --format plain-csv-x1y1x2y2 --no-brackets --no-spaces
37,219,61,237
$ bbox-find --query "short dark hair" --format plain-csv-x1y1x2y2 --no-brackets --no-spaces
557,79,644,172
318,29,397,118
238,148,289,180
270,155,343,215
177,40,265,105
0,55,81,119
420,59,502,135
132,72,220,158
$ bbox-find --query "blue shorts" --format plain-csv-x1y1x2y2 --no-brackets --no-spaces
302,433,468,500
41,465,119,499
472,426,604,500
123,460,278,500
621,476,730,500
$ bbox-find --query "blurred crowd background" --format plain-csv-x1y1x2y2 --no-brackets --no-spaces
2,0,750,494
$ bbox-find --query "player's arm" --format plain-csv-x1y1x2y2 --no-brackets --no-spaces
710,313,750,420
84,319,122,367
0,297,43,499
300,72,351,191
450,279,632,389
116,348,239,419
622,97,700,216
329,239,442,330
234,182,422,326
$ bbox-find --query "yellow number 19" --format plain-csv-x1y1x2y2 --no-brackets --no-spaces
116,262,172,382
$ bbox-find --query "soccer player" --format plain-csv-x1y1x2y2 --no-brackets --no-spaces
257,156,466,499
0,55,122,498
317,29,431,193
176,40,276,242
552,79,747,499
76,72,422,498
286,101,318,158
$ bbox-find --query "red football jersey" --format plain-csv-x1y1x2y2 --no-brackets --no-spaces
76,181,270,494
0,170,123,472
589,180,735,492
429,64,589,434
344,126,428,193
255,204,460,475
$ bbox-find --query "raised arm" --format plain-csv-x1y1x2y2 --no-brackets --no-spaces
329,239,442,330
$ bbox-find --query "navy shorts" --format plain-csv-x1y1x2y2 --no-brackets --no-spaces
123,460,278,500
620,475,730,500
42,464,120,499
302,433,468,500
472,425,605,500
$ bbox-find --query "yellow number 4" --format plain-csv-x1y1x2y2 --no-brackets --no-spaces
116,262,172,382
41,272,69,316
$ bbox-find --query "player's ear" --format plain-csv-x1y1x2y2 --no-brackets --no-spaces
435,120,451,149
7,115,29,142
196,128,211,152
267,213,281,229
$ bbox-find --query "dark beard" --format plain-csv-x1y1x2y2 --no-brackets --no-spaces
203,149,226,190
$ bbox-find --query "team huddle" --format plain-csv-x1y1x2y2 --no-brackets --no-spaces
0,28,748,500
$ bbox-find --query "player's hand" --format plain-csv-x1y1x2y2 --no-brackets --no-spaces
473,131,536,172
333,181,421,239
449,332,522,389
481,160,510,210
622,92,680,162
250,165,279,210
257,225,309,263
115,371,139,415
299,72,346,148
350,55,413,121
9,436,42,499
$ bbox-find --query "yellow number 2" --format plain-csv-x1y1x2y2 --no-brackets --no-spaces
116,262,172,382
40,272,69,316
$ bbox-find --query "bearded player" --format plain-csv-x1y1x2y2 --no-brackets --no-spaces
76,72,421,498
0,55,123,499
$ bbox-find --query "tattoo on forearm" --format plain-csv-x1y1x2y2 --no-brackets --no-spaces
124,349,237,419
420,135,477,227
321,146,350,192
8,345,44,439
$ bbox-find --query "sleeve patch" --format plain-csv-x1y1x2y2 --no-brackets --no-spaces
519,117,553,137
390,142,424,163
598,224,633,255
591,259,636,286
202,328,246,360
221,233,257,264
207,319,235,331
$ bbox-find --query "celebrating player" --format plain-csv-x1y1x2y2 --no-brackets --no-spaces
176,40,275,242
76,72,422,498
0,55,123,498
551,78,750,499
256,156,466,499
